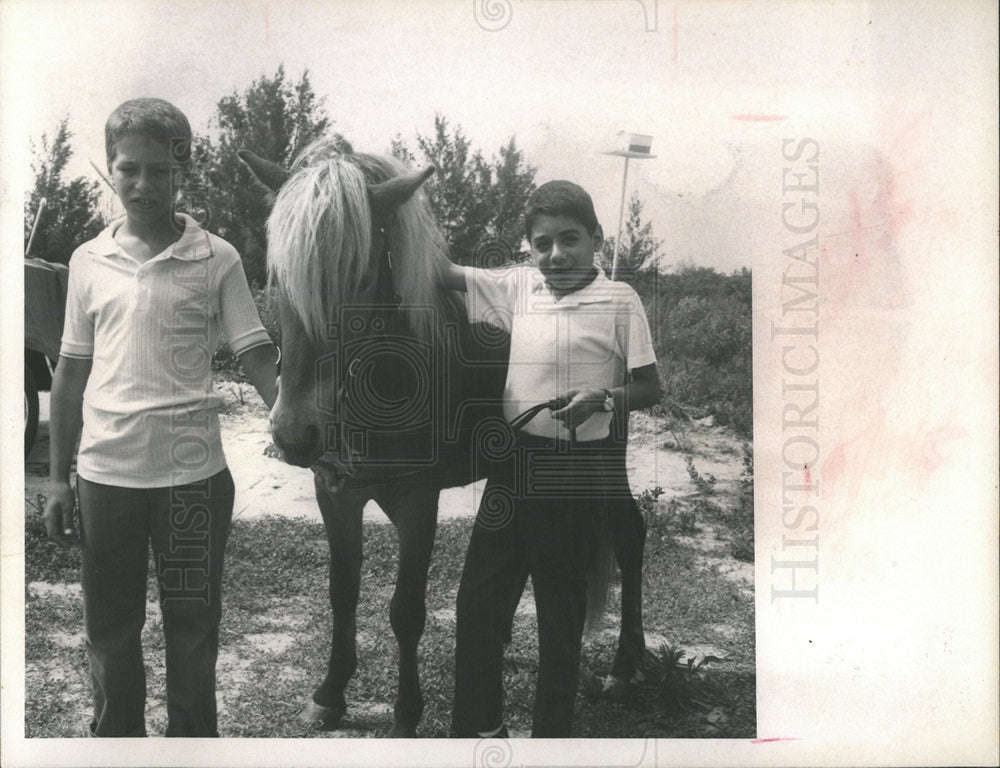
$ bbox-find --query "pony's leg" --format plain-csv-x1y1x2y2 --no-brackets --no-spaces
298,479,368,729
602,422,647,685
377,482,439,738
609,498,647,682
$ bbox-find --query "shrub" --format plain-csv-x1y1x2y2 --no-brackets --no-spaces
634,267,752,437
581,643,722,718
684,456,717,496
637,644,722,717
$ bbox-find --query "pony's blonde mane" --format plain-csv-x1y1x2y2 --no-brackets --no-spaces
266,137,453,343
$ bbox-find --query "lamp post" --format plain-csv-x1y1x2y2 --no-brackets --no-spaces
601,131,656,281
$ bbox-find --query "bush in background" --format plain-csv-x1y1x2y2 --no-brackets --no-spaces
633,266,752,438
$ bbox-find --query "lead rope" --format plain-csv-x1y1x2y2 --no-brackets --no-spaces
509,397,578,446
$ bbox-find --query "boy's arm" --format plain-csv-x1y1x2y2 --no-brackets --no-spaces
437,260,468,292
620,363,661,411
45,356,92,547
237,342,279,410
549,364,662,430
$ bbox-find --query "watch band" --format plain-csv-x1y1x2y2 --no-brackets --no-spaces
601,388,615,412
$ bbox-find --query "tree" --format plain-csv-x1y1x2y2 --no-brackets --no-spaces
598,192,662,282
197,66,331,285
393,115,536,267
24,118,105,264
486,137,537,259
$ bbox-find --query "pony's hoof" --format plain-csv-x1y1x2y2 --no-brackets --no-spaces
387,722,417,738
298,699,346,730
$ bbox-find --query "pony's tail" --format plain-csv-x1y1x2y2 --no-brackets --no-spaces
584,521,616,639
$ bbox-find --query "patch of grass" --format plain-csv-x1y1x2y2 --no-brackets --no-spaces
728,443,755,562
25,493,754,738
641,511,751,633
25,493,81,584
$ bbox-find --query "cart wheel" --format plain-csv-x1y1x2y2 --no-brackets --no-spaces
25,365,39,458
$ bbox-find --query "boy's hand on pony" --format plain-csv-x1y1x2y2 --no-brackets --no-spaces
549,389,608,431
43,481,78,549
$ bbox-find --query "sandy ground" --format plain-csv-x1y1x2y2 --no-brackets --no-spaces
25,384,746,530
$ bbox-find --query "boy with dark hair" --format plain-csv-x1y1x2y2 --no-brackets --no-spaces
44,97,278,737
442,179,661,737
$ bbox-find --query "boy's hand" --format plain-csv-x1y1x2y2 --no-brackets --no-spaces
550,389,606,431
44,481,78,548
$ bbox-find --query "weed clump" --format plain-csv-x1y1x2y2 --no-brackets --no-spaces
728,443,754,562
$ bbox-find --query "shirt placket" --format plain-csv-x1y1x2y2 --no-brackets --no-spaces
133,261,152,315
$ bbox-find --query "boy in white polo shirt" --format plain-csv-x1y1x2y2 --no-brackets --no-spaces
44,98,278,737
444,180,661,737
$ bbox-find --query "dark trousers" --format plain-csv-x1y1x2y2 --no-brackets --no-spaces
77,468,234,737
452,438,612,738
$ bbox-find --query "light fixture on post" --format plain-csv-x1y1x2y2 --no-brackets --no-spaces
601,131,656,281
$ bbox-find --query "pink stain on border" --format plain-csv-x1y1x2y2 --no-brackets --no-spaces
921,426,968,472
732,114,789,122
752,737,802,744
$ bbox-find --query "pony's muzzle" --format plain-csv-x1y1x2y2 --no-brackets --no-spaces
271,421,323,468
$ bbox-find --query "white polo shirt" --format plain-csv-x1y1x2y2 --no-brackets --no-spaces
61,214,271,487
464,265,656,442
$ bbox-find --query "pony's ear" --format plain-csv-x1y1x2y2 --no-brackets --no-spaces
238,149,289,193
331,134,354,155
368,166,435,212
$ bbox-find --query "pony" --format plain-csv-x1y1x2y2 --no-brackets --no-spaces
240,137,645,737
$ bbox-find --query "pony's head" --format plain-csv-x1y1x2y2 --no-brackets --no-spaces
241,136,455,485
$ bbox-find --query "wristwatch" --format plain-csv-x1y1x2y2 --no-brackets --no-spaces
601,389,615,412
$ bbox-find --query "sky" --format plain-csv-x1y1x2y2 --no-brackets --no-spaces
0,0,920,274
